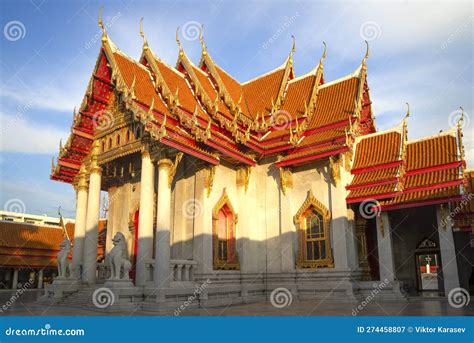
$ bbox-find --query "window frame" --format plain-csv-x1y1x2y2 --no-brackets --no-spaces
212,189,240,270
294,190,333,268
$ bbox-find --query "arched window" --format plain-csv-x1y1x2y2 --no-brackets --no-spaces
116,134,121,146
294,190,333,268
126,130,130,142
101,140,105,152
108,137,112,149
212,189,239,270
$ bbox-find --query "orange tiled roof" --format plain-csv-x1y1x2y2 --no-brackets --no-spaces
242,67,286,118
113,52,170,116
154,58,207,119
405,134,459,171
0,221,107,268
352,131,402,170
307,77,359,129
281,75,316,117
349,166,400,187
348,128,465,209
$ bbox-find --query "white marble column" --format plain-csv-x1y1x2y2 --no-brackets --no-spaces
376,212,396,281
71,165,88,277
11,268,18,289
154,158,173,295
330,168,358,269
192,168,213,274
136,150,155,286
436,205,460,294
37,269,44,289
82,141,102,284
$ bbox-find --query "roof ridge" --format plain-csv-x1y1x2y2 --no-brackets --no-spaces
113,49,153,73
288,71,316,84
355,120,404,143
242,61,287,85
214,62,242,85
154,56,187,78
318,72,357,89
407,126,457,144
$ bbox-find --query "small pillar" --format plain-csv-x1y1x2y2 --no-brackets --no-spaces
154,158,173,296
82,141,102,284
376,212,396,281
37,269,44,289
12,268,18,289
436,205,460,294
135,150,155,286
72,165,88,276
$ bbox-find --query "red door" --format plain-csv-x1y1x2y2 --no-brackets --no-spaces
130,209,139,281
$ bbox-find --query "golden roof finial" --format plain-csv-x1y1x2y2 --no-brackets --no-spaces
405,102,410,119
362,40,369,69
287,35,296,65
176,27,184,56
199,24,207,55
318,41,327,69
98,7,107,42
458,106,465,128
51,157,55,172
140,18,148,50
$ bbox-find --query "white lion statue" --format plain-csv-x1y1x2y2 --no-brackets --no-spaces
57,238,71,278
107,232,132,280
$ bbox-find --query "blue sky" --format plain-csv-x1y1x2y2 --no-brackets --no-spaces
0,0,472,217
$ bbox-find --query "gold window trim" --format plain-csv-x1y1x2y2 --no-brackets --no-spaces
294,190,333,269
212,188,240,270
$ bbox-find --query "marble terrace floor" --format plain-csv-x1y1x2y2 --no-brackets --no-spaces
1,290,473,316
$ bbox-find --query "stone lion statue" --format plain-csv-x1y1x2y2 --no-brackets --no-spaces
57,238,71,278
107,232,132,280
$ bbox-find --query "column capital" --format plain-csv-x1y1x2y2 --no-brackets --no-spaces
76,164,89,191
157,158,173,170
141,148,151,159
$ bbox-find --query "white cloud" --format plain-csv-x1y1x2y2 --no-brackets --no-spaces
0,112,68,154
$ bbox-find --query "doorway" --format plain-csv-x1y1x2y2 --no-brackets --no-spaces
415,238,440,292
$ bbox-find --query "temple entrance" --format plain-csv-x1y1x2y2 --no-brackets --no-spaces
415,238,440,292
